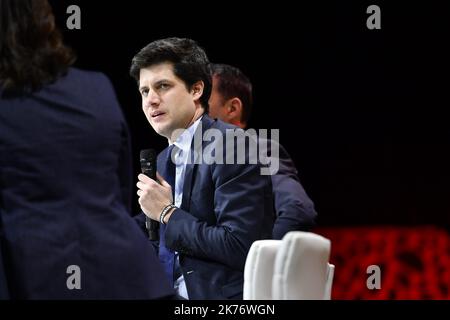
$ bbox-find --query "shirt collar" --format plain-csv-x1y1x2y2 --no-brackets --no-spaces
171,115,203,153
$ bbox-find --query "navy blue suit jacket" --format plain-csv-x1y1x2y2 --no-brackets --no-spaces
0,68,173,299
270,140,317,239
137,115,274,300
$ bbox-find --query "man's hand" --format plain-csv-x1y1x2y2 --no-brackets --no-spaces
137,172,174,221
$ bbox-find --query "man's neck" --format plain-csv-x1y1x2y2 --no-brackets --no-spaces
168,109,204,144
187,108,205,129
233,120,246,129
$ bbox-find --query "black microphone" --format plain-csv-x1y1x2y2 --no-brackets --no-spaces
140,149,159,241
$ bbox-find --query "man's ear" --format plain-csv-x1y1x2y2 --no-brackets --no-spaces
191,81,204,100
227,97,243,119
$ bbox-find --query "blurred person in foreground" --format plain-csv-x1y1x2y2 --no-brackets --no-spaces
0,0,173,299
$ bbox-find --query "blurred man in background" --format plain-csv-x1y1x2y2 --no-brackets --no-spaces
209,63,317,239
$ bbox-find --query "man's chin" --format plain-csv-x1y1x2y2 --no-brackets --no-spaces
153,125,171,140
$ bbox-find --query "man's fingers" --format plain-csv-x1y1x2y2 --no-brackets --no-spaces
138,173,152,183
137,177,160,190
136,181,147,191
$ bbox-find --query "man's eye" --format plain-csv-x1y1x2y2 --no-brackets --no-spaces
158,83,170,90
141,89,148,97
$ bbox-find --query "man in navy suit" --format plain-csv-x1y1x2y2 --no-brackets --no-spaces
209,64,317,239
130,38,274,300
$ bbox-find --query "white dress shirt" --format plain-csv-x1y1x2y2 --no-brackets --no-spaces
170,116,202,299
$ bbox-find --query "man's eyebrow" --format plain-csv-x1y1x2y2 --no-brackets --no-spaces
139,79,172,91
154,79,171,86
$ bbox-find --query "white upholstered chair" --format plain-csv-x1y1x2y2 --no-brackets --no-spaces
323,263,335,300
243,231,334,300
243,240,281,300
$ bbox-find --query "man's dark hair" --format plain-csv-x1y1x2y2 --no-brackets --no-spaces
210,63,253,124
130,37,212,112
0,0,76,92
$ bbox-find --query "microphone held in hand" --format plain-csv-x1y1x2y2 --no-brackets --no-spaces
140,149,159,241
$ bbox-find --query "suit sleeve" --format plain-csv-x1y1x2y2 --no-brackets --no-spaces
271,144,317,239
96,72,134,213
117,120,133,213
164,157,273,271
105,76,133,214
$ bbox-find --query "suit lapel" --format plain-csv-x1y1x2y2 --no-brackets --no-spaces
157,147,168,181
181,115,215,211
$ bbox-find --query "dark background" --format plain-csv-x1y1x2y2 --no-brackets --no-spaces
49,1,449,229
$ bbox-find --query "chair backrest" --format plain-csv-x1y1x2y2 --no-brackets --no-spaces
324,263,335,300
243,240,281,300
272,231,331,300
244,232,333,300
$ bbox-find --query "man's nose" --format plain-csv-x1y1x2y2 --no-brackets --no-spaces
144,90,160,108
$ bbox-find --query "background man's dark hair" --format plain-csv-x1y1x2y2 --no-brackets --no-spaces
130,37,212,112
211,63,253,124
0,0,76,92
